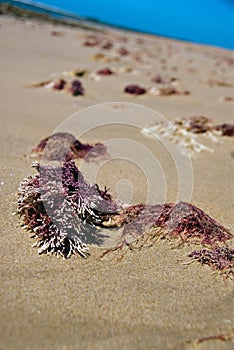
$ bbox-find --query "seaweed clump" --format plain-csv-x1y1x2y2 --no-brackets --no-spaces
142,116,234,158
68,79,84,96
97,68,114,76
189,247,234,277
16,155,233,277
17,160,233,277
101,202,233,277
124,84,146,95
105,202,232,247
31,132,108,162
17,160,118,258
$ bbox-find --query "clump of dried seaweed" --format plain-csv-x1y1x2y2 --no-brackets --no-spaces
30,132,108,162
17,160,233,277
124,84,147,95
101,202,233,277
103,202,232,248
215,123,234,137
17,160,119,258
67,79,84,96
188,247,234,277
142,116,234,157
97,68,114,76
27,78,85,97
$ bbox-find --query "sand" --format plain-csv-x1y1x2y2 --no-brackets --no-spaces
0,15,234,349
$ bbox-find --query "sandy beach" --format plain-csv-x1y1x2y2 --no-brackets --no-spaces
0,14,234,349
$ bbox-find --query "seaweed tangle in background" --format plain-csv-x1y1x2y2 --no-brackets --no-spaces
142,116,234,157
17,160,233,276
30,132,108,162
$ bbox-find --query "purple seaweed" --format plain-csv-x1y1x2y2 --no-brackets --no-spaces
189,247,234,276
124,84,146,95
31,132,108,162
17,160,119,258
68,79,84,96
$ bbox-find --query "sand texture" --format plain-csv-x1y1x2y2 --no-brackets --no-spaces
0,15,234,349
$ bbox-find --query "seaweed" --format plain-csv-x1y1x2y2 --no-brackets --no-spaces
104,202,232,248
97,68,114,75
100,202,233,278
17,159,233,277
188,247,234,277
215,123,234,137
68,79,84,96
142,116,234,158
30,132,108,162
17,160,119,258
53,79,66,90
124,84,146,95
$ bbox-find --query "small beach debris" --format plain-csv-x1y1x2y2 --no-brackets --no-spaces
83,35,100,47
118,46,130,56
30,132,108,162
92,52,107,61
142,116,234,157
67,79,84,96
96,68,114,75
205,79,232,88
149,74,190,96
187,332,234,345
188,247,234,277
17,160,119,258
51,30,64,37
223,96,234,102
53,79,66,90
215,123,234,137
151,75,178,85
101,41,113,50
152,75,168,84
150,86,190,96
27,77,85,96
26,80,52,88
178,115,213,133
71,69,89,78
124,84,147,95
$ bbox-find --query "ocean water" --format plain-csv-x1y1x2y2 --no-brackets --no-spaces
3,0,234,50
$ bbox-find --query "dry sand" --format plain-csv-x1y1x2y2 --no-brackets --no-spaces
0,15,234,349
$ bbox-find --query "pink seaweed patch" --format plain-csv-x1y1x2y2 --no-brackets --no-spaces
17,160,119,258
124,84,147,95
215,124,234,137
68,79,84,96
112,202,232,246
97,68,114,75
30,132,108,162
189,247,234,277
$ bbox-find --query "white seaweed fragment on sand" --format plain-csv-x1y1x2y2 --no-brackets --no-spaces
141,116,223,158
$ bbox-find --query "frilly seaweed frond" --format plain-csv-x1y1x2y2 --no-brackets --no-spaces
188,247,234,277
17,160,119,258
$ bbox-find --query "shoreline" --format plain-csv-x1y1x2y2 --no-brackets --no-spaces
1,2,234,53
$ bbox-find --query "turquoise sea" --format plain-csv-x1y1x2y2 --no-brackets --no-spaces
2,0,234,50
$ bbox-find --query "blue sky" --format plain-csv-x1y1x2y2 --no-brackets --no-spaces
14,0,234,49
